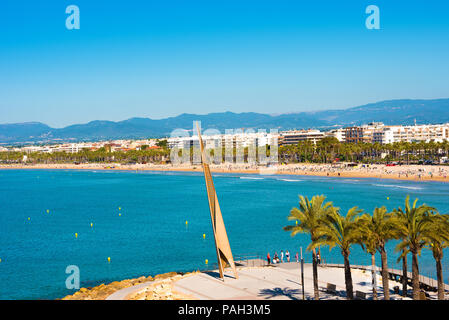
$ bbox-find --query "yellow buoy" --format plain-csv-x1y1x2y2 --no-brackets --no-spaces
119,213,121,216
203,233,206,239
119,207,121,210
387,197,390,200
28,217,30,221
90,222,93,228
185,220,188,225
75,233,78,238
107,257,111,263
205,259,208,264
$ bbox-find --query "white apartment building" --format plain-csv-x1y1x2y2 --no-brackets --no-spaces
361,122,385,143
21,146,53,153
373,124,449,144
52,144,82,153
280,130,324,145
168,131,279,150
325,128,346,142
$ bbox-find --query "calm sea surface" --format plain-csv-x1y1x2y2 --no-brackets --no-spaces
1,169,449,299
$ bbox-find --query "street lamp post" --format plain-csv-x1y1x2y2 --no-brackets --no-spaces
300,247,305,300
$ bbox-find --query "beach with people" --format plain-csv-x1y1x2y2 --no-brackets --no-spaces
1,162,449,182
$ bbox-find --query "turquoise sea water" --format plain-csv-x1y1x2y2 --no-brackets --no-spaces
1,169,449,299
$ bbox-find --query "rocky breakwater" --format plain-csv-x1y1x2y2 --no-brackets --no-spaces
62,271,199,300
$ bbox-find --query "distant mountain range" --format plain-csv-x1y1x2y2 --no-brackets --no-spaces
1,98,449,145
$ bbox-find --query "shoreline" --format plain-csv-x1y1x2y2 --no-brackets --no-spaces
1,163,449,182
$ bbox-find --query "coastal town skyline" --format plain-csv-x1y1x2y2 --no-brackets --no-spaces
4,120,449,152
2,98,449,145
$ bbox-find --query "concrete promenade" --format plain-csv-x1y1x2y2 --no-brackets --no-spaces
107,262,426,300
173,262,409,300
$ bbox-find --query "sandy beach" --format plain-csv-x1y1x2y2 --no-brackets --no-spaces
1,162,449,182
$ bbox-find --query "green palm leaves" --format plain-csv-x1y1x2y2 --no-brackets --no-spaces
284,195,335,300
394,196,436,254
312,206,363,300
284,195,335,243
313,206,363,253
393,196,436,300
284,194,449,300
358,207,402,300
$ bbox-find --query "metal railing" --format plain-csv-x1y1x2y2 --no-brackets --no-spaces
234,253,268,267
320,257,449,293
195,253,268,273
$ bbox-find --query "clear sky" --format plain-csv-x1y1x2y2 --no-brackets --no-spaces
1,0,448,127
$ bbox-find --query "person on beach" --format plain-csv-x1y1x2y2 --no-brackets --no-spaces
286,250,290,262
295,252,299,263
267,252,271,265
273,252,279,264
317,253,321,265
280,250,284,263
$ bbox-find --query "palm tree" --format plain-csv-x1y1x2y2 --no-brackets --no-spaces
393,196,436,300
395,248,409,297
284,195,335,300
358,222,378,300
313,206,363,299
359,207,401,300
422,213,449,300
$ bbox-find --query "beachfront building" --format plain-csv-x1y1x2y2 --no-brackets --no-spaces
20,145,52,153
344,122,385,144
168,131,279,150
344,126,365,143
324,128,346,142
279,129,324,145
371,124,449,144
108,139,158,151
52,143,87,153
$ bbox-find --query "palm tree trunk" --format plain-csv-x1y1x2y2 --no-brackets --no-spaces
402,255,408,297
371,253,377,300
312,248,319,300
435,255,445,300
380,247,390,300
411,250,420,300
343,251,353,299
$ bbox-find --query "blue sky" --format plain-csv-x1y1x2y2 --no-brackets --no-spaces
1,1,449,127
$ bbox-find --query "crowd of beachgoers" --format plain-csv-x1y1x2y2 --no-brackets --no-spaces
276,163,449,180
1,162,449,182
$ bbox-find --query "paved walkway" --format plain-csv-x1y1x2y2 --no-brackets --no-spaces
106,262,418,300
173,263,395,300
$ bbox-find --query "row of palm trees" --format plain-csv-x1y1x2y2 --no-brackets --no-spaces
279,138,449,164
3,138,448,165
0,148,170,164
284,195,449,300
